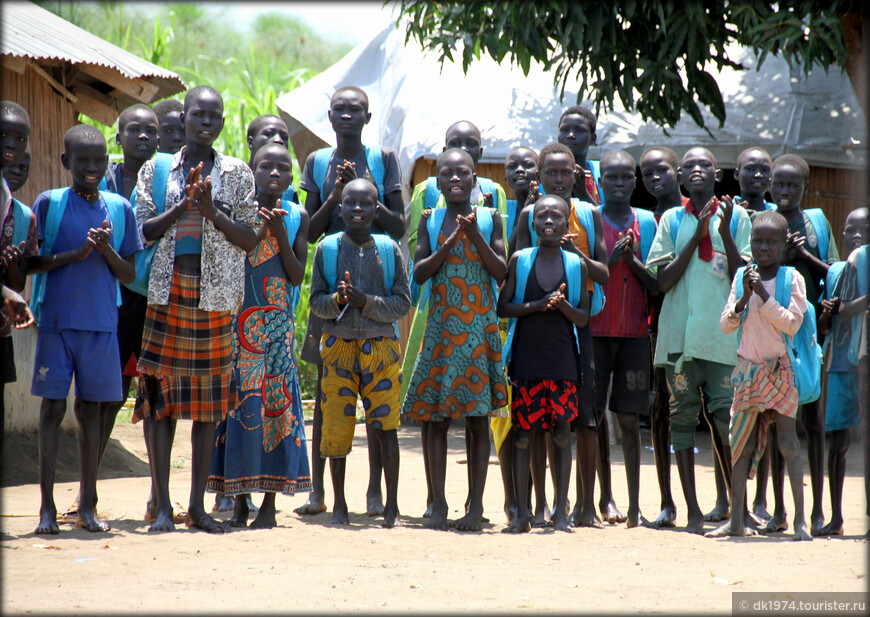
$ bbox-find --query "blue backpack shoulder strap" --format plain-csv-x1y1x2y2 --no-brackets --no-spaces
503,247,538,366
587,160,601,185
32,189,71,322
424,177,441,210
506,199,517,237
151,152,174,214
312,147,335,200
668,207,685,246
476,206,493,243
98,176,108,192
804,208,829,263
825,261,847,299
636,208,657,264
426,207,448,254
571,198,595,256
774,266,792,309
527,204,537,246
477,177,499,212
11,199,32,247
321,232,342,291
372,234,396,291
562,250,582,308
857,246,869,296
364,145,386,202
281,200,302,245
100,192,126,254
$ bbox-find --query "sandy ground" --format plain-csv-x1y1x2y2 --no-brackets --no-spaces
1,419,867,615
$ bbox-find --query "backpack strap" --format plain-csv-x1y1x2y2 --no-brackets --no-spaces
636,207,657,264
825,261,847,300
505,199,518,238
804,209,829,263
321,232,342,292
11,199,32,247
372,233,400,337
476,206,494,244
281,200,302,246
477,177,500,212
151,152,174,214
587,160,601,186
100,191,127,307
416,208,449,309
848,246,869,366
571,198,596,257
363,145,385,202
31,189,71,323
668,207,685,247
503,247,537,366
424,177,441,210
312,147,334,200
98,176,108,192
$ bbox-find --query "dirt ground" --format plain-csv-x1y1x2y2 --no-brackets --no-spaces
1,418,867,615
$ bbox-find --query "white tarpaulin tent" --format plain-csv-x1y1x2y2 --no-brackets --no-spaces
275,20,867,196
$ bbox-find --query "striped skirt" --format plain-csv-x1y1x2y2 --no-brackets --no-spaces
134,265,236,423
729,355,799,479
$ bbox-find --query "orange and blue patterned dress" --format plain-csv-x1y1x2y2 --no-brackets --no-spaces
208,231,311,496
402,222,509,421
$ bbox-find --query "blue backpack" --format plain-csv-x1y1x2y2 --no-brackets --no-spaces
505,199,519,239
413,206,495,309
528,198,607,315
321,232,399,337
502,247,583,366
668,204,740,247
31,189,127,323
278,200,303,314
313,145,385,202
733,265,822,404
848,245,868,366
125,152,174,296
10,198,32,247
423,176,502,213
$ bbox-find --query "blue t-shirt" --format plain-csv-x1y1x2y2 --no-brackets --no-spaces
32,190,143,332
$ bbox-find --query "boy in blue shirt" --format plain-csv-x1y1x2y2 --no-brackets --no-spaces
28,125,142,534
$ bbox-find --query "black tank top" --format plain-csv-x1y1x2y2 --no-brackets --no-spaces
508,258,581,382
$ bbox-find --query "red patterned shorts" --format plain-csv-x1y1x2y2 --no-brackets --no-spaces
511,380,580,431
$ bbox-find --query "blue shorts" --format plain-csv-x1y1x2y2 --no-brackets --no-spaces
31,329,122,402
825,371,858,431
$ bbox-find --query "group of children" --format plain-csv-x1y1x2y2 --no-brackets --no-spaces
1,85,866,539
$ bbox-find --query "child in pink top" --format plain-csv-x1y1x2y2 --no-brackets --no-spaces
709,210,811,540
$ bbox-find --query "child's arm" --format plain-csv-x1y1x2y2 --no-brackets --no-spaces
26,239,93,274
190,174,257,253
656,198,715,294
719,272,750,335
458,209,507,283
359,243,412,323
86,221,136,285
838,293,870,320
785,230,829,279
496,254,552,318
412,211,463,284
140,165,198,242
583,207,609,285
514,205,533,251
553,259,590,328
615,231,659,295
818,298,838,334
308,245,342,320
374,191,407,241
716,196,746,279
1,241,27,292
1,284,34,329
305,160,356,242
259,202,309,286
755,267,806,337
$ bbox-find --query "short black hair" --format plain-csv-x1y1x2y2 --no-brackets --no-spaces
252,142,292,167
538,143,575,169
640,146,679,170
533,194,570,219
331,85,369,111
771,154,810,182
184,85,222,112
505,146,538,166
559,105,596,132
681,146,717,169
118,103,157,130
64,124,105,153
752,210,789,240
445,120,481,142
600,149,635,170
736,146,772,170
0,101,31,132
436,147,473,170
153,98,183,120
247,114,286,141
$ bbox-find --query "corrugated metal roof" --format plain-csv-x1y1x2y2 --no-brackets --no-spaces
1,0,185,97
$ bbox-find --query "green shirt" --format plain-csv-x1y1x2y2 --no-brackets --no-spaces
646,204,752,368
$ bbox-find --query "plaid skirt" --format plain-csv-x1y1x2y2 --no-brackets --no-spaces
134,265,236,423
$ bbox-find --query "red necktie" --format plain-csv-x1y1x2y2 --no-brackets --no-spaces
684,198,713,262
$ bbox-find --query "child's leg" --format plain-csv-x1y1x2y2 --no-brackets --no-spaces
73,398,109,532
329,456,349,525
706,418,758,538
650,367,676,527
230,494,249,527
143,414,175,532
375,428,401,528
800,399,826,533
616,412,642,528
365,422,385,516
497,428,518,525
775,415,812,541
294,365,327,515
505,427,533,533
36,398,66,535
421,421,433,517
666,361,705,534
751,443,772,521
571,426,600,527
251,492,277,529
529,434,551,527
186,420,227,533
596,409,625,522
145,417,176,520
764,423,788,532
425,418,451,530
701,399,731,522
819,428,850,535
453,416,490,531
552,422,573,532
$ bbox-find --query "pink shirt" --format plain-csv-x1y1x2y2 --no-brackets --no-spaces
720,271,807,364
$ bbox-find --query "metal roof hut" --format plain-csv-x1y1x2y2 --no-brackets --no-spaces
1,1,186,432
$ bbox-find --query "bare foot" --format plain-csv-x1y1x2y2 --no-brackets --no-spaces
35,509,59,535
229,498,249,528
552,512,572,533
652,505,676,528
293,493,327,516
815,520,844,537
250,503,277,529
144,500,156,523
600,500,627,524
793,521,813,541
703,503,729,522
570,509,603,529
330,505,349,525
705,521,757,538
502,519,531,533
366,493,385,517
148,510,176,533
626,507,641,529
531,505,552,528
810,510,825,536
212,494,235,513
752,503,772,523
685,514,705,535
452,508,484,532
186,508,228,533
76,507,110,532
382,507,402,529
503,502,518,526
762,512,788,534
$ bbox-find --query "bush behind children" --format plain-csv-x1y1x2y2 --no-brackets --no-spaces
4,88,864,542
